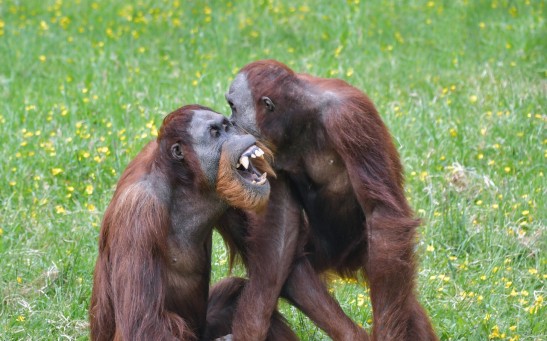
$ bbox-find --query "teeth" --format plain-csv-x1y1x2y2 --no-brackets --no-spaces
237,146,265,169
256,173,267,185
250,173,267,186
240,156,249,169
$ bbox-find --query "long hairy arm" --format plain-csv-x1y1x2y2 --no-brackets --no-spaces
97,181,194,341
324,96,436,340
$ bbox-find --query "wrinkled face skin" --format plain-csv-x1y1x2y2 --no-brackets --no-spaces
225,73,261,138
186,109,274,210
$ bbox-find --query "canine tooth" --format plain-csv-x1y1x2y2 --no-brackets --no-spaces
240,156,249,169
250,153,257,158
236,162,241,168
255,148,264,157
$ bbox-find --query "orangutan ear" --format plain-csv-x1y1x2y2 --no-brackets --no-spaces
171,143,184,160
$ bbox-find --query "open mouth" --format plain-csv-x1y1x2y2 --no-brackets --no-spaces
236,145,268,185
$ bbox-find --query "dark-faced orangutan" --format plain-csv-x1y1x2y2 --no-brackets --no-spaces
223,60,438,341
89,104,297,341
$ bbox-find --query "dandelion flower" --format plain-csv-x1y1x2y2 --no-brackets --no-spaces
86,184,94,195
51,168,63,176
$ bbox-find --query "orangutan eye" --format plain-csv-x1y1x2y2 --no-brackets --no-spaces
228,101,237,113
210,126,221,138
261,96,275,112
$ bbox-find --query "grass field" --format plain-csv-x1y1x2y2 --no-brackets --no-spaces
0,0,545,340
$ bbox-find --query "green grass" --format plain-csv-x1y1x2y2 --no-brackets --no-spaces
0,0,545,339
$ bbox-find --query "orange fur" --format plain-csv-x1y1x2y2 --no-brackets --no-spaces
216,144,275,212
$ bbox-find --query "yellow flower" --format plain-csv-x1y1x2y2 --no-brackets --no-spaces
334,45,344,58
87,203,96,212
59,16,71,29
469,95,478,103
39,55,47,63
426,245,435,252
97,147,110,155
357,293,366,307
55,205,66,214
489,325,506,339
51,168,63,176
16,315,25,322
86,184,94,195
